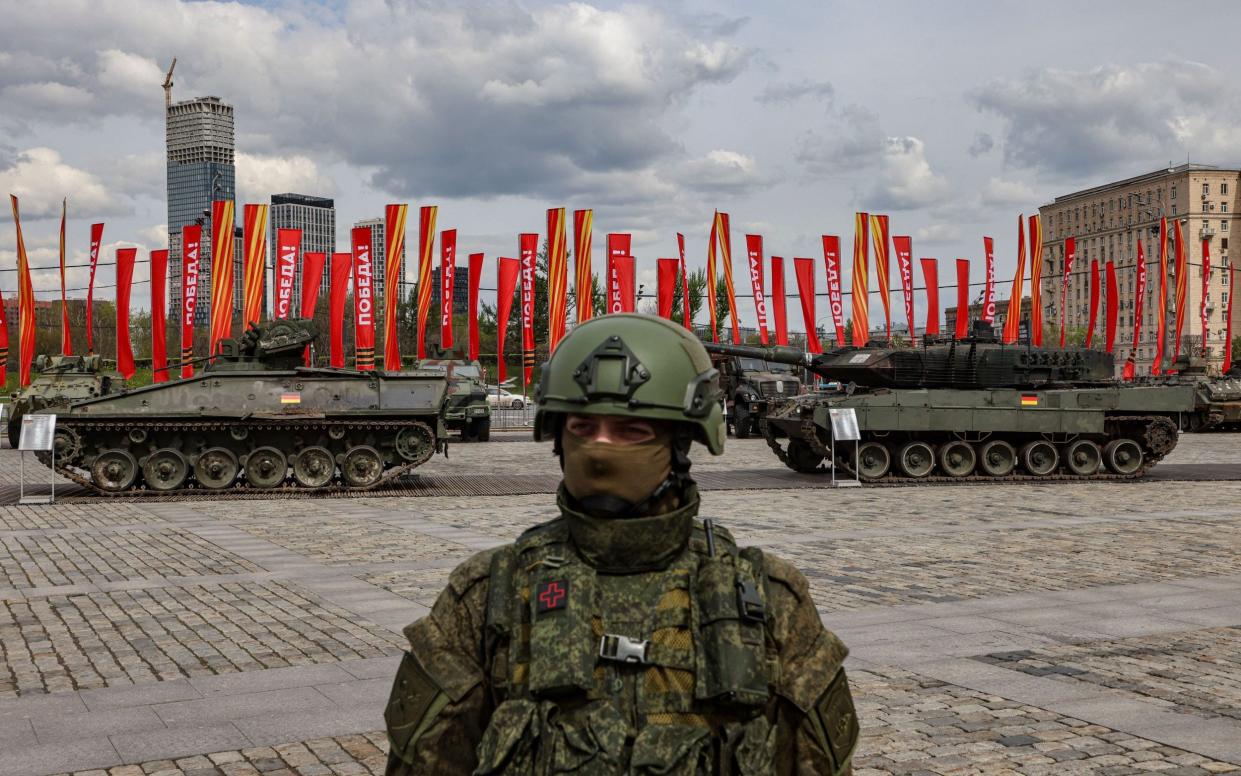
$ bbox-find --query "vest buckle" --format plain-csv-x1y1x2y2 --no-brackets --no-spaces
599,634,649,664
736,580,765,622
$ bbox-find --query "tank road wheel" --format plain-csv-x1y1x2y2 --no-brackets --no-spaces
142,448,189,492
244,446,288,489
195,447,239,490
785,439,825,473
978,440,1017,476
52,427,83,464
1104,439,1144,475
394,424,436,464
897,441,936,478
1020,440,1059,476
91,449,139,492
342,445,385,488
856,441,892,480
1064,439,1102,476
293,446,335,488
938,440,976,478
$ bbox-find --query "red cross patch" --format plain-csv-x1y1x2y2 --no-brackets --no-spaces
536,580,568,613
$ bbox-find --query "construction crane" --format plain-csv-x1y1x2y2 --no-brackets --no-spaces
162,57,177,109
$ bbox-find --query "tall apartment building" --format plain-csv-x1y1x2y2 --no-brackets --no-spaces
352,217,407,310
166,95,238,326
1039,163,1238,374
270,194,335,311
430,265,470,317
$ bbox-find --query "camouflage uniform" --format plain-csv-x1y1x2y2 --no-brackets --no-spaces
385,315,858,775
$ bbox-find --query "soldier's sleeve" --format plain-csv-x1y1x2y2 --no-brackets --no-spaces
764,553,859,776
384,549,497,776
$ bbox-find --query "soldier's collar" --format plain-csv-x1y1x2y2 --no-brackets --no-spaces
557,484,699,573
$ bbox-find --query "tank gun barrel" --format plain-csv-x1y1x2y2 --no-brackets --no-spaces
703,342,811,366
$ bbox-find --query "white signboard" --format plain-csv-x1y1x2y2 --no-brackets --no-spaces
19,414,56,451
828,408,860,441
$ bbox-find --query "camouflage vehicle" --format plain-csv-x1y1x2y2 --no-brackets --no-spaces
417,354,491,441
36,319,449,493
7,354,124,447
710,348,802,438
1144,355,1241,431
711,322,1200,482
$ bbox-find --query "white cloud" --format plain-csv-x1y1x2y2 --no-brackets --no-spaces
669,150,773,195
915,224,963,245
0,147,131,219
865,137,950,211
979,177,1039,208
235,153,333,205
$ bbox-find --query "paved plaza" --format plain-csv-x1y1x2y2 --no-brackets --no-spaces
1,433,1240,775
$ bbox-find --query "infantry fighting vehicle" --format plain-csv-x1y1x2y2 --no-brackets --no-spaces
710,348,802,438
7,354,124,447
707,323,1200,483
36,319,449,493
1145,355,1241,431
417,351,491,441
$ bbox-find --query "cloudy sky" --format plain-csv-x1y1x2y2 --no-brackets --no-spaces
3,0,1241,326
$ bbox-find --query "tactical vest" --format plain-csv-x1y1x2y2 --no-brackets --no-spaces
475,518,779,775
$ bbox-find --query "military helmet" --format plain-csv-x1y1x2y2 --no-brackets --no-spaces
534,314,725,454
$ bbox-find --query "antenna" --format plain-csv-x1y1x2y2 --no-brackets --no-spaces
163,57,177,109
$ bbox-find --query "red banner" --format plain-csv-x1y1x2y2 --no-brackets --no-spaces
870,214,891,340
1133,237,1147,358
274,228,300,320
329,252,352,368
822,235,845,346
1153,217,1168,374
547,207,568,350
677,232,690,329
793,257,821,353
771,256,788,346
851,213,870,346
440,228,457,350
1003,216,1026,344
496,257,519,384
617,256,636,313
1060,236,1075,348
352,226,376,370
208,200,236,355
893,235,914,344
1105,261,1118,354
416,205,437,359
955,259,970,339
1200,238,1211,358
86,223,103,352
10,196,34,386
657,258,678,319
607,233,631,261
718,213,740,344
151,249,168,382
982,236,996,323
242,203,267,327
180,225,201,377
301,251,326,366
706,216,719,342
519,233,537,386
920,258,941,337
0,292,7,384
1173,219,1188,361
1028,215,1043,346
1086,258,1100,348
58,199,71,355
383,204,408,370
468,252,483,361
116,247,136,379
744,234,769,344
574,210,593,323
1225,264,1235,368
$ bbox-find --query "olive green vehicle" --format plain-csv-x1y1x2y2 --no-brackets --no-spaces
36,320,448,494
7,354,124,447
1141,355,1241,432
708,323,1200,482
711,350,802,438
417,353,491,441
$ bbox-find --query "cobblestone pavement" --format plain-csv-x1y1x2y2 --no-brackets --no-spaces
2,434,1241,775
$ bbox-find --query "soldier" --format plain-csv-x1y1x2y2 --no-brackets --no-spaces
384,314,858,775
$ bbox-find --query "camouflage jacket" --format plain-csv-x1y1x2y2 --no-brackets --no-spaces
385,490,857,775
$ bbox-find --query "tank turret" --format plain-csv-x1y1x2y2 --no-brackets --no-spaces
207,319,318,371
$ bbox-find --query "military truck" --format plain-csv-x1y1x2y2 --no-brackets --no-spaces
7,354,124,447
417,352,491,441
709,349,802,438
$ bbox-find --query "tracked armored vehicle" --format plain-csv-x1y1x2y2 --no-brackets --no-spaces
707,323,1199,483
37,320,449,494
7,354,123,447
1142,355,1241,432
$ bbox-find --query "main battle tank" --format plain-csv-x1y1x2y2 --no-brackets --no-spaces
706,322,1199,482
38,319,449,494
7,354,124,447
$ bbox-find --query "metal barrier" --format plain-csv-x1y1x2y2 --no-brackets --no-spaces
490,405,537,429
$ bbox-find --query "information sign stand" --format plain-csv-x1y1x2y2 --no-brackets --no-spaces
18,414,56,504
828,408,862,488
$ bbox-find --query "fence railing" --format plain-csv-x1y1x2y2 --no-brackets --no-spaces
491,405,536,429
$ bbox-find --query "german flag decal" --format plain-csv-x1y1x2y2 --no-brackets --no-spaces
280,392,301,404
1020,394,1039,407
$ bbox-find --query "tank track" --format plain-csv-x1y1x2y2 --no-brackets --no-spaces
42,418,440,497
759,405,1178,485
